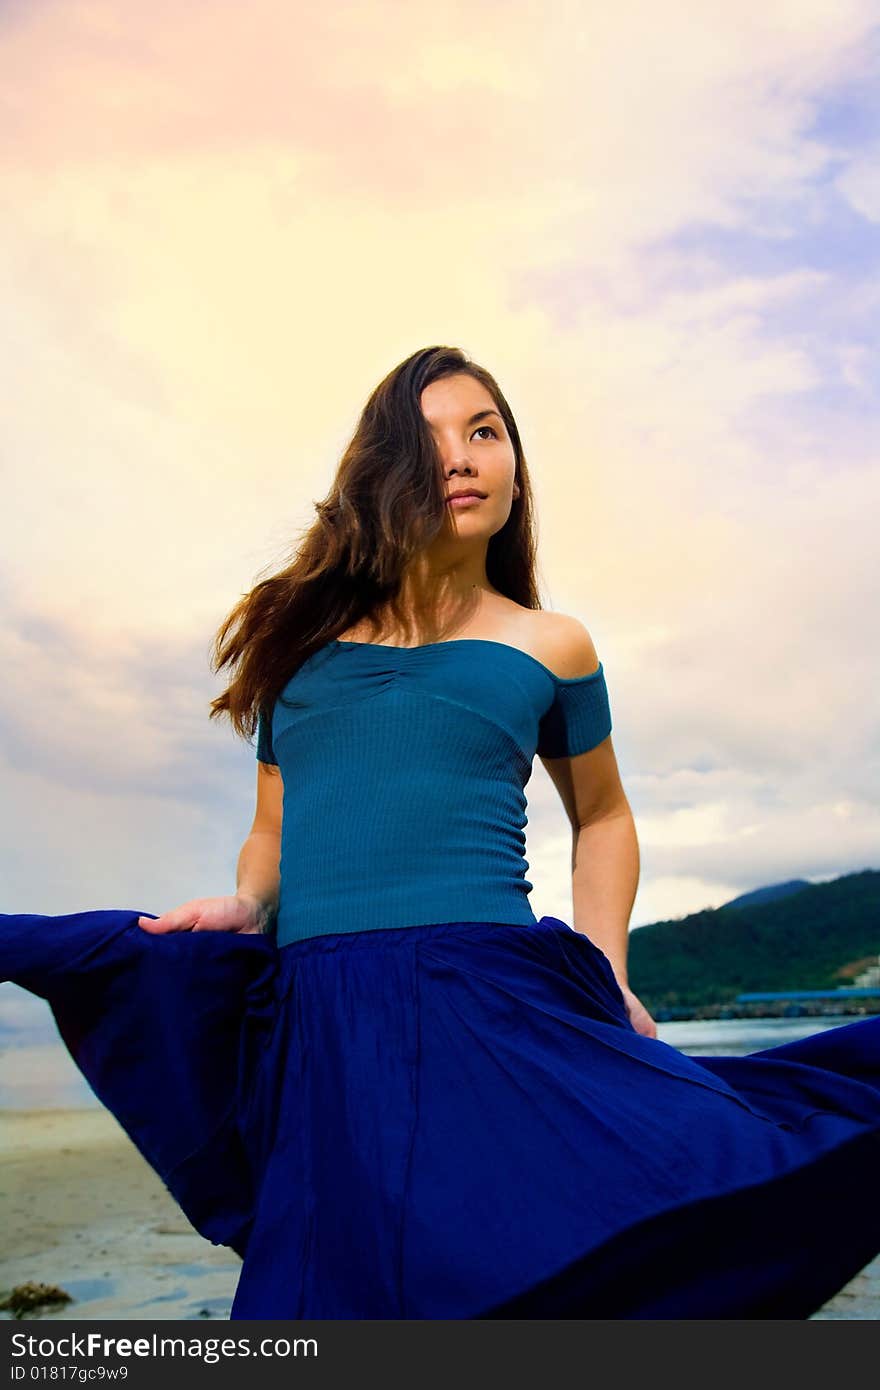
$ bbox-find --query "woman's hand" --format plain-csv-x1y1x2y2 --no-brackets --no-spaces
617,983,658,1038
137,894,271,935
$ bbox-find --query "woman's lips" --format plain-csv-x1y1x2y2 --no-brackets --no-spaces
446,494,485,508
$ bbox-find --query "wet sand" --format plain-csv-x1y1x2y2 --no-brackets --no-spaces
0,1109,239,1320
1,1107,877,1320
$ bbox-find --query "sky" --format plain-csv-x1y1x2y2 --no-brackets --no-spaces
2,0,879,969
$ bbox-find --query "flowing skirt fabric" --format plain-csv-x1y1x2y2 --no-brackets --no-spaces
3,908,880,1319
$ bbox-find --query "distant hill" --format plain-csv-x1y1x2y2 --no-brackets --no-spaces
720,879,812,910
627,868,880,1009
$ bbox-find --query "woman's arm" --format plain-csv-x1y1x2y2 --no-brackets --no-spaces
236,761,284,932
235,830,281,932
571,810,656,1037
535,615,655,1036
571,806,639,985
567,811,656,1039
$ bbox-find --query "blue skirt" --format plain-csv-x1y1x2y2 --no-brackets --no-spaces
3,908,880,1319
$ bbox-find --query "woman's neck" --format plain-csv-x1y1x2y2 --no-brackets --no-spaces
339,585,513,648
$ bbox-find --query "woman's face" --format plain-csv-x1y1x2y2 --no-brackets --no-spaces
420,373,518,540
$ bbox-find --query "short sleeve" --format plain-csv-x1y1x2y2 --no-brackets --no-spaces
536,663,612,759
256,705,278,766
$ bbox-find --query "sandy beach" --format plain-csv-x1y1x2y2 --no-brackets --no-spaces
1,1107,877,1321
0,1109,239,1320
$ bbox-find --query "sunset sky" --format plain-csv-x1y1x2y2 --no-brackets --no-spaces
2,0,879,943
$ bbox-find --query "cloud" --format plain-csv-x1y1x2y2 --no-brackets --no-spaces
2,0,879,926
835,143,880,220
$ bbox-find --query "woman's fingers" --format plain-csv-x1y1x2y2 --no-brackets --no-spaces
137,903,203,933
136,896,257,934
190,898,238,932
620,985,658,1038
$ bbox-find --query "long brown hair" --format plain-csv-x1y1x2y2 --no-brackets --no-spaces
208,345,545,745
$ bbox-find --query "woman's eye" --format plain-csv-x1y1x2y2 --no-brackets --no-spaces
473,426,497,440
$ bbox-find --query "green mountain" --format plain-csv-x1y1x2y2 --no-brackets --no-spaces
720,879,812,910
627,867,880,1009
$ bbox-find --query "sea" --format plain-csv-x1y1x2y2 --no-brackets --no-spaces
0,980,860,1108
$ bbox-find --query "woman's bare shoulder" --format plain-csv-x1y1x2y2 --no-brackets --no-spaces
525,610,601,680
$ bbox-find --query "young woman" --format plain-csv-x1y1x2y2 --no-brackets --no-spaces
3,345,879,1319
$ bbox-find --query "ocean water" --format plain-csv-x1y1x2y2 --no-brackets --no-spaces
654,1014,854,1057
0,984,98,1108
0,981,859,1108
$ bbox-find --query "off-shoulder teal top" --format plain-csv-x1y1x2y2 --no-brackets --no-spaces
256,638,612,947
